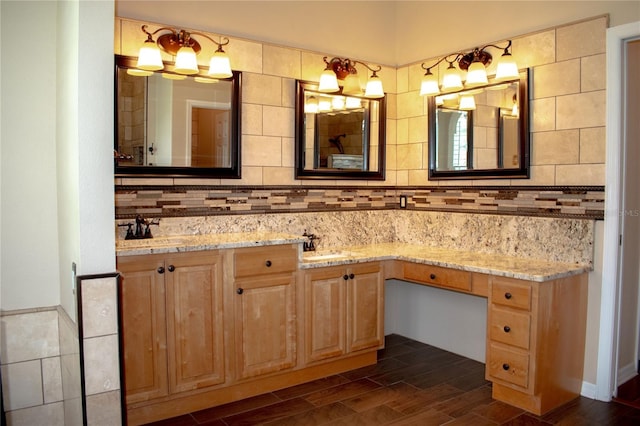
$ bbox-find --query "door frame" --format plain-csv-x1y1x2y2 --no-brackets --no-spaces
598,20,640,402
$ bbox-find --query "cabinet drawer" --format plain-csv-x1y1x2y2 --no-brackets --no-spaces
487,343,530,389
403,263,471,292
489,307,531,350
234,245,297,278
491,277,532,311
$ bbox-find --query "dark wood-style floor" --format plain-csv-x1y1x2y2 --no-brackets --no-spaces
143,334,640,425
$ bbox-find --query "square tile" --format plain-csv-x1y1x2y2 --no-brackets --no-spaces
42,357,63,403
83,334,120,396
5,401,64,426
80,276,118,338
1,360,43,410
1,310,59,363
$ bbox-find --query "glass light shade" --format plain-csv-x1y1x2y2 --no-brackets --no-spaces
495,53,519,81
127,68,153,77
174,46,199,75
304,96,319,113
364,75,384,98
435,96,444,106
161,73,187,80
342,73,362,96
419,71,440,96
208,50,233,78
465,62,488,87
318,68,339,92
345,97,362,109
137,40,163,71
318,97,332,112
442,64,463,91
459,95,476,110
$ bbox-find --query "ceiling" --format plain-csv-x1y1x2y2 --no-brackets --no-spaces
115,1,640,66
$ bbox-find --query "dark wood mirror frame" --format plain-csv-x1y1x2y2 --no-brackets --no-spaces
114,55,242,178
428,69,530,180
295,80,386,180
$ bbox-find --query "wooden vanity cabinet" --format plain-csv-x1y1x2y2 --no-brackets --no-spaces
486,274,588,415
118,251,224,404
303,262,384,364
232,245,298,379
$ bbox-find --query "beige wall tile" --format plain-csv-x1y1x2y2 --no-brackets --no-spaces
86,390,122,426
83,335,120,396
263,167,297,185
531,98,556,132
379,65,397,95
518,165,556,186
282,137,295,168
1,360,42,410
397,65,409,93
263,45,301,79
386,118,397,146
81,277,118,338
1,311,59,363
408,115,428,143
581,54,606,92
533,59,580,99
42,357,63,404
225,166,263,185
6,402,64,426
409,169,429,185
397,143,423,170
243,135,283,166
227,38,263,74
263,106,295,138
242,103,263,135
580,127,606,164
556,163,605,185
396,170,409,185
557,17,607,61
301,52,325,82
242,73,282,106
386,93,398,120
556,90,606,130
532,130,579,165
474,127,487,148
397,91,424,119
407,63,424,93
512,30,556,68
396,118,409,145
282,78,296,108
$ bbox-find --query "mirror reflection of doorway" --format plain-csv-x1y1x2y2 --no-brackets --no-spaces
191,107,230,167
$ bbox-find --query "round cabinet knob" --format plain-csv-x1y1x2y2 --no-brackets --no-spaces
349,273,355,279
343,274,349,281
503,326,511,333
167,265,175,272
157,266,165,274
236,288,244,295
502,363,510,371
265,260,272,267
430,273,436,280
504,292,512,300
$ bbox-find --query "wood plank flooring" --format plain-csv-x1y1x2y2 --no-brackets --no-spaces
143,334,640,425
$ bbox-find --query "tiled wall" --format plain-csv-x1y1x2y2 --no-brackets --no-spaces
114,15,607,216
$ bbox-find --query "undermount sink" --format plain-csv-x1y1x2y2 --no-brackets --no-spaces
303,251,355,261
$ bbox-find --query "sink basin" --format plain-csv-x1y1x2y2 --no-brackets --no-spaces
303,251,355,261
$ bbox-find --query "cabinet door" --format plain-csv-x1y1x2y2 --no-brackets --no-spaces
304,266,347,362
347,263,384,353
234,273,296,379
165,252,225,393
118,256,169,404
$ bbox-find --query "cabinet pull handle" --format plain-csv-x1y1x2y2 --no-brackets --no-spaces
504,292,512,300
265,260,272,267
237,288,244,295
343,274,349,281
430,273,436,280
167,265,175,272
503,325,511,333
349,273,355,279
502,363,510,371
157,266,165,274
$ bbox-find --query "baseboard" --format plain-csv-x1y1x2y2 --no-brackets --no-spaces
581,380,599,399
618,361,638,387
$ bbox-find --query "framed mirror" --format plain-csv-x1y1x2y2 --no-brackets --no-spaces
114,55,241,178
295,80,386,180
428,69,529,180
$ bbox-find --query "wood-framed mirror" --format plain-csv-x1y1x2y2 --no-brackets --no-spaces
295,80,386,180
114,55,242,178
428,69,530,180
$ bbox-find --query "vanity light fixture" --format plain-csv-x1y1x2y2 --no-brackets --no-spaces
420,40,518,96
318,57,385,98
136,24,233,78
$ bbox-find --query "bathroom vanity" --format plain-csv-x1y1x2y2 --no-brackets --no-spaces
116,234,589,424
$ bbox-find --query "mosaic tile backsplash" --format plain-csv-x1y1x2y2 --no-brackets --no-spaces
115,185,604,220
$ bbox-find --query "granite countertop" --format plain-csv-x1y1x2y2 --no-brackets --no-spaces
115,235,591,282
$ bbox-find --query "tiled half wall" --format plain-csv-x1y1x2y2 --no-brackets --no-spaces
115,185,605,220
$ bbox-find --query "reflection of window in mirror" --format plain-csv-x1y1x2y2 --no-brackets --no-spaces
435,109,472,171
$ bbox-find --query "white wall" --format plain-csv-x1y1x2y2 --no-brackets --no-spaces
1,1,61,310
